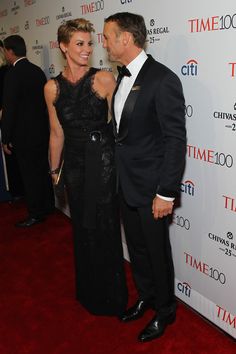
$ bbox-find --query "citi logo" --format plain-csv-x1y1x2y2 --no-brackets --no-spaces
81,1,104,15
177,281,191,298
180,180,195,196
36,16,50,26
181,59,198,76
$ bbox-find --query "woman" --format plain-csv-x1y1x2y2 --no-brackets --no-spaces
44,18,127,316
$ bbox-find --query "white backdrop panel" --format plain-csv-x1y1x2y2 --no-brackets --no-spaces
0,0,235,338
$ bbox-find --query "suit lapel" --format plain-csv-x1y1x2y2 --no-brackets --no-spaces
116,56,153,142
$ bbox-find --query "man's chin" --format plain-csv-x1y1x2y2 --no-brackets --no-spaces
107,52,115,62
107,54,116,62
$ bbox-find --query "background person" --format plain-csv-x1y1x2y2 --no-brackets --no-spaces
0,40,8,112
1,35,54,226
0,39,24,202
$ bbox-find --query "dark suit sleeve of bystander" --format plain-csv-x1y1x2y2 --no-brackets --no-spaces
1,68,19,144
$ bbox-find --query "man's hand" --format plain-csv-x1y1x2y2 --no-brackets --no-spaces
152,196,174,219
2,143,13,155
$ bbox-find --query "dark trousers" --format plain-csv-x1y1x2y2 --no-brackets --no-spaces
4,151,24,198
16,145,54,218
120,194,175,312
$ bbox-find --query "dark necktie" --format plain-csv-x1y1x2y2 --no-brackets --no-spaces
116,65,131,84
111,66,131,137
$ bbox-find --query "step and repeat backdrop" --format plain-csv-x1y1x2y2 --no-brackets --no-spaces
0,0,235,338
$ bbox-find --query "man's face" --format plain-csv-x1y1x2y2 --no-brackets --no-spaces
103,21,124,63
4,48,14,65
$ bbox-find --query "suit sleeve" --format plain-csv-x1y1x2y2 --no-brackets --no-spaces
155,71,186,197
0,67,7,110
1,69,20,144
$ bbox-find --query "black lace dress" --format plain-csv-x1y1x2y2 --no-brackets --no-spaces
53,68,127,315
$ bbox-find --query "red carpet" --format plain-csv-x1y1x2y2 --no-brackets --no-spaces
0,200,235,354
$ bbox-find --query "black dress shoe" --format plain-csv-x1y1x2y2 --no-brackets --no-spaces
119,300,153,322
15,217,45,228
138,311,176,342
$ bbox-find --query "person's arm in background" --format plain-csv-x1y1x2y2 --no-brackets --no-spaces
1,69,18,155
44,79,64,185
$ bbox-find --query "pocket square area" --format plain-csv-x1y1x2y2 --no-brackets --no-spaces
131,85,141,91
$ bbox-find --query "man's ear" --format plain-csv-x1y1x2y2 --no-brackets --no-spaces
122,31,132,47
4,48,15,62
5,48,14,56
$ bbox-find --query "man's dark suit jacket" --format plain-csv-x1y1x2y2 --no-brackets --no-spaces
1,58,54,217
1,58,49,148
0,65,9,110
114,55,186,207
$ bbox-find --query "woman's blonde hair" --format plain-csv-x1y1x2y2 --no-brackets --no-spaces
57,18,95,45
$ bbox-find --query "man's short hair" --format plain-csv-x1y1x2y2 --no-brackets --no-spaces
3,35,27,57
105,12,147,48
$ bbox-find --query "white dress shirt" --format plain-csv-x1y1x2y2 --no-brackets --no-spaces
114,50,174,202
114,50,148,131
13,57,27,66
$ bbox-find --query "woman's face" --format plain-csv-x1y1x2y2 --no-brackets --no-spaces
62,31,93,66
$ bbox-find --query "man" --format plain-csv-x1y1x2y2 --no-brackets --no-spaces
0,39,24,201
0,40,8,110
1,35,54,226
103,13,186,342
